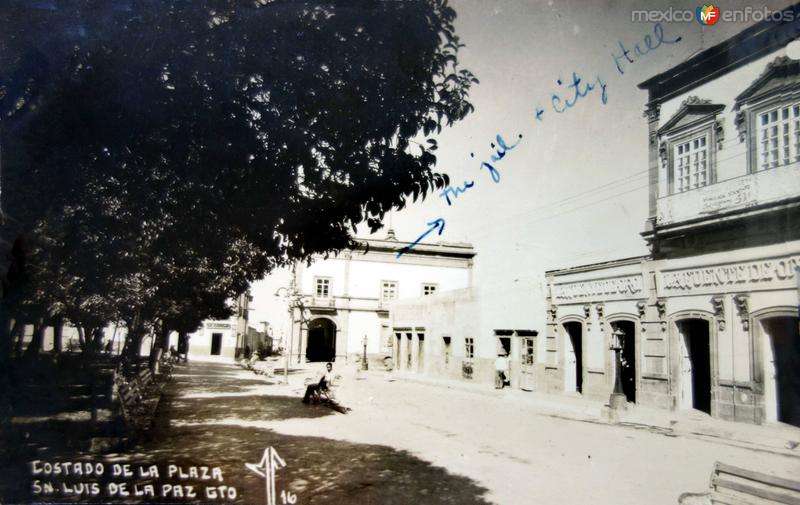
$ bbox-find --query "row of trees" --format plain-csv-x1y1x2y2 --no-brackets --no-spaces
0,0,477,368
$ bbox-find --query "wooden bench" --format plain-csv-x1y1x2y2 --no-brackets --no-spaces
240,355,274,377
240,355,259,370
157,353,175,377
112,367,164,433
136,367,162,393
679,462,800,505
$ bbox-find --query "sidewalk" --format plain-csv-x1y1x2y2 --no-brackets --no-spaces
385,370,800,457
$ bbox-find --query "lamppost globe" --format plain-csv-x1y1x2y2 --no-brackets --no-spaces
611,327,625,351
609,326,627,411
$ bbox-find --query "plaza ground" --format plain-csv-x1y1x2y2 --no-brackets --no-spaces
159,360,800,504
6,359,800,505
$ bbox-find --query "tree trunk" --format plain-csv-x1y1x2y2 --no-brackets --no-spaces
12,320,25,357
77,326,86,351
23,320,45,357
0,314,15,364
124,324,146,369
91,327,104,354
160,325,171,352
177,331,188,363
150,324,169,372
52,319,63,354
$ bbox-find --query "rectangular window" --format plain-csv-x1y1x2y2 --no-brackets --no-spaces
381,281,398,302
465,337,474,360
758,104,800,170
315,278,330,299
672,134,708,193
522,338,535,365
422,283,438,296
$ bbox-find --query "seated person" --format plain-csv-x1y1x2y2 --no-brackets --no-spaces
302,362,334,404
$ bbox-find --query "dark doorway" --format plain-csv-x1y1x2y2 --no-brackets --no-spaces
417,333,425,372
306,318,336,362
395,333,402,370
498,337,511,356
762,316,800,427
406,333,412,369
210,333,223,355
615,320,637,404
563,322,583,394
677,319,711,414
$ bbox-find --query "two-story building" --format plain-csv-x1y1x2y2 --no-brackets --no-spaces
285,231,475,365
545,13,800,427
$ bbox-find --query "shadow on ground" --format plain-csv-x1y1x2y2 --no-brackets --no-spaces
164,393,333,424
2,362,492,505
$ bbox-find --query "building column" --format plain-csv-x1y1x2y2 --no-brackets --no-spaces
400,333,410,371
411,332,420,372
337,310,349,363
643,102,661,252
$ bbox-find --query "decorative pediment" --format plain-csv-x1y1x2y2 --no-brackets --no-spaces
657,96,725,136
734,56,800,109
734,56,800,142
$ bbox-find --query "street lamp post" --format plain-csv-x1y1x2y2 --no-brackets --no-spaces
274,287,293,384
361,335,369,371
609,326,627,411
296,307,310,365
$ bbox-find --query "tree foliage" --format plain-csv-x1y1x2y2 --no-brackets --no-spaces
0,0,477,361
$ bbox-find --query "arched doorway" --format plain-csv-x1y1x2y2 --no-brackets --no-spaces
562,321,583,394
611,320,637,404
306,318,336,362
676,318,711,414
759,316,800,427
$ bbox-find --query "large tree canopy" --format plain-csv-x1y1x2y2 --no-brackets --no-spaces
0,0,477,360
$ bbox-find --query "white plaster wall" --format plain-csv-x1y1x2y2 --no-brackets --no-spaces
392,288,485,360
348,260,470,300
585,322,605,370
188,324,237,358
346,311,382,354
300,258,347,296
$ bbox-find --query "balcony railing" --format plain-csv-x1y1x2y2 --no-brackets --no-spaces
309,297,335,308
656,164,800,227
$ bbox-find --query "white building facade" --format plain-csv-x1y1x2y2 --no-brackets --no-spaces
285,234,475,365
391,287,538,387
174,291,252,360
546,16,800,426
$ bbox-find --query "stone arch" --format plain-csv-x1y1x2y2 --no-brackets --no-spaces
751,306,799,426
607,315,639,404
305,317,337,362
669,311,716,415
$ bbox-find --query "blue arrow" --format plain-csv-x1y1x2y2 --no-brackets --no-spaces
396,218,445,258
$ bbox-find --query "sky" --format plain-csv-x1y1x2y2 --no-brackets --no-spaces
250,0,796,340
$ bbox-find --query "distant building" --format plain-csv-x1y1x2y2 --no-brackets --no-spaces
179,291,252,359
391,287,538,386
245,324,272,357
285,232,475,364
546,13,800,426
